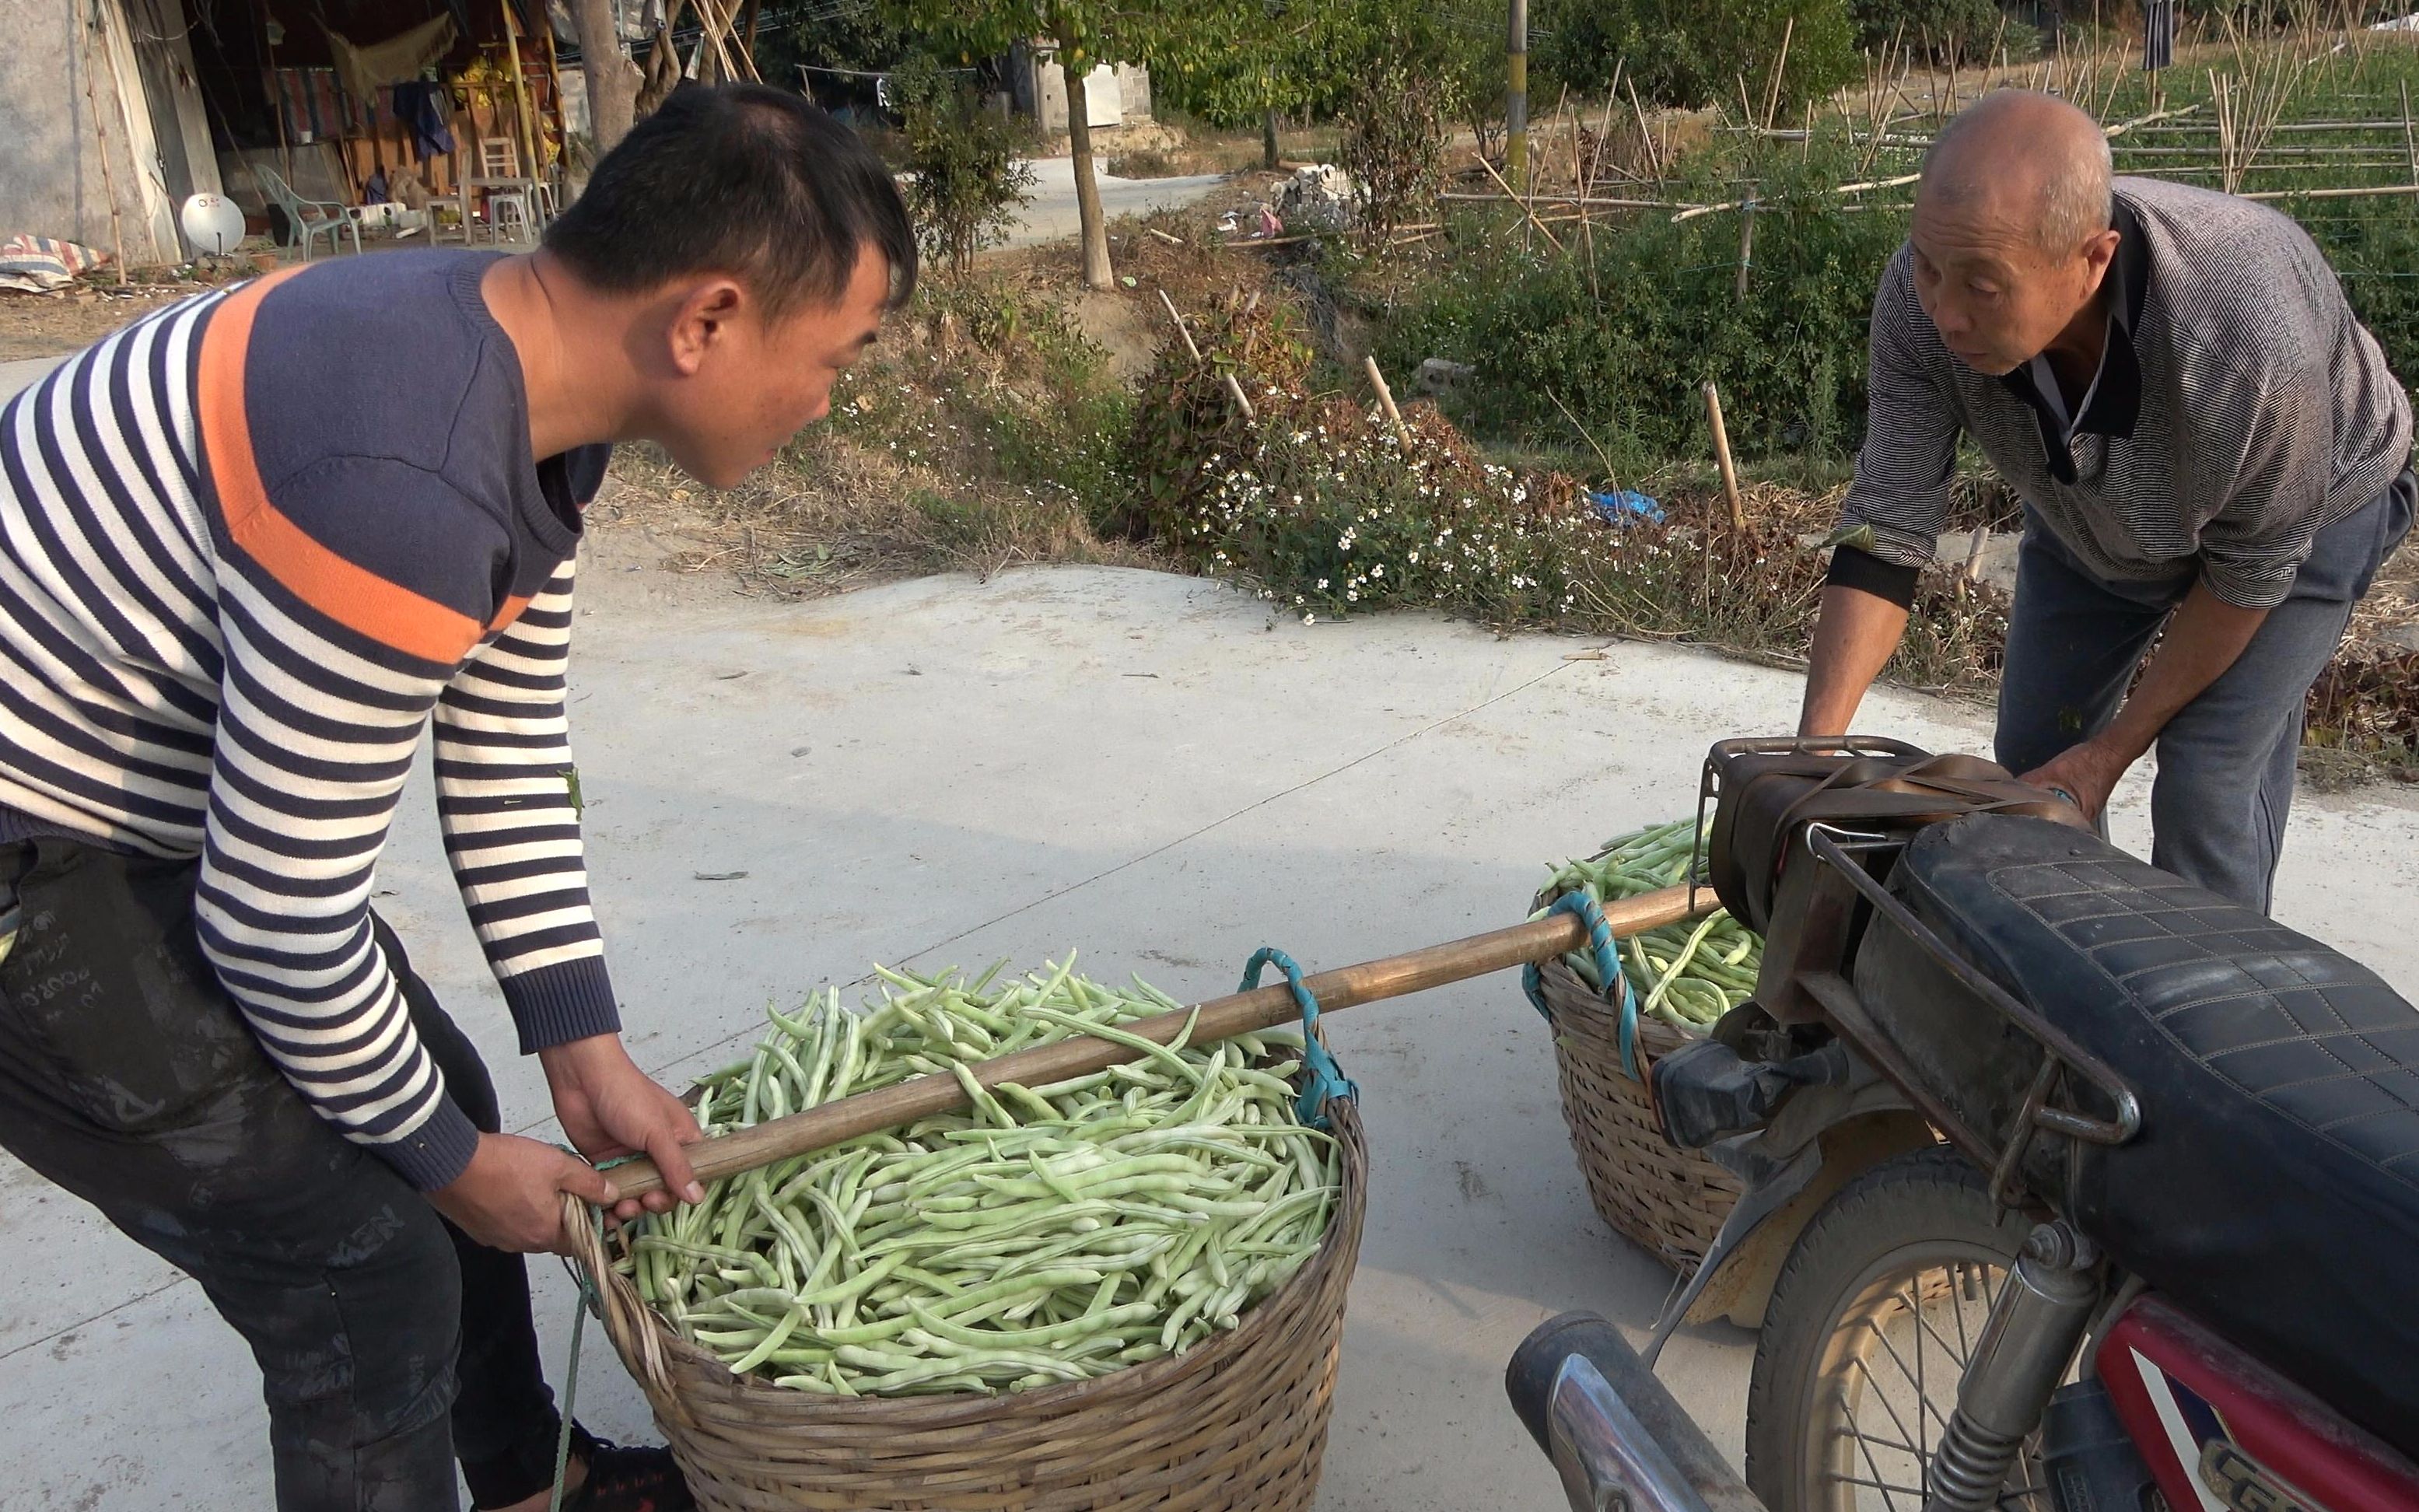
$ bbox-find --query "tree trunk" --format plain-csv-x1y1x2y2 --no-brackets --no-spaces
1262,107,1280,170
573,0,638,156
1059,49,1113,290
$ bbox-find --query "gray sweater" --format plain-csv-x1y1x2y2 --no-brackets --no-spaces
1834,176,2411,609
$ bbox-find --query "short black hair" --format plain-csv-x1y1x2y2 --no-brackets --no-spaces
546,82,917,317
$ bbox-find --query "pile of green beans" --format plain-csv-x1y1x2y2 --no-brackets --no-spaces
615,957,1342,1397
1532,817,1764,1028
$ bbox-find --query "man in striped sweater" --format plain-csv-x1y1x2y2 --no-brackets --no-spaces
1801,91,2412,912
0,85,912,1510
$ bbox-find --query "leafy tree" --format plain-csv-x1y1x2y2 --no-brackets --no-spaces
1535,0,1859,113
894,56,1039,275
1153,0,1392,166
887,1,1252,289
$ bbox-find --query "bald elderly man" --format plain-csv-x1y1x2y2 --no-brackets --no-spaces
1800,89,2413,912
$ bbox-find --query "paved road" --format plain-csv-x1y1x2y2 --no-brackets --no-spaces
5,526,2416,1508
1001,155,1231,248
0,355,66,397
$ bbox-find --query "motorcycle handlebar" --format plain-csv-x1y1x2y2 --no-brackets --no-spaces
1506,1312,1766,1512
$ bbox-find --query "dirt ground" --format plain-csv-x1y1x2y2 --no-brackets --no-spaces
0,284,196,361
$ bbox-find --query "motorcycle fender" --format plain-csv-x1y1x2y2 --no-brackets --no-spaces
1686,1108,1934,1328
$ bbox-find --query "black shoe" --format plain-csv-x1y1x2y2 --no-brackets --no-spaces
561,1423,696,1512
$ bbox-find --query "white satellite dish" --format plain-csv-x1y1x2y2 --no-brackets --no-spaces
180,193,245,257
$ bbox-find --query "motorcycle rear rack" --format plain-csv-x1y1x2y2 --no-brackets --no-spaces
1794,826,2142,1210
1689,733,1933,913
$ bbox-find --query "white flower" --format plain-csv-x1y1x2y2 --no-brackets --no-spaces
1317,578,1329,590
1371,564,1385,578
1302,611,1318,625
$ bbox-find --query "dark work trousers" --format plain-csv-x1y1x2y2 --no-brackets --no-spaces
1994,471,2414,915
0,838,566,1510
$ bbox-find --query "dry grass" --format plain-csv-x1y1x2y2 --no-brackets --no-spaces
607,443,1157,600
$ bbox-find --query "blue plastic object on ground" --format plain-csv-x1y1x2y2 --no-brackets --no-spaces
1590,489,1664,526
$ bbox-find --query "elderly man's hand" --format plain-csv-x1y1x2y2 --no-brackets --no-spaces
2021,739,2134,822
538,1033,705,1224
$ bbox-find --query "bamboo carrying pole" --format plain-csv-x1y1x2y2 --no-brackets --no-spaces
599,884,1706,1201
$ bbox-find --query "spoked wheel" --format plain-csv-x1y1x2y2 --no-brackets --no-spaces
1744,1148,2048,1512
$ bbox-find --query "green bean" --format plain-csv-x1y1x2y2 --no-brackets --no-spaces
619,959,1338,1398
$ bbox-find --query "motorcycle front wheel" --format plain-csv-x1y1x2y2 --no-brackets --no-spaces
1742,1146,2043,1512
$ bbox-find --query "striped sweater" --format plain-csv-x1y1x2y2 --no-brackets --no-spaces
0,251,618,1189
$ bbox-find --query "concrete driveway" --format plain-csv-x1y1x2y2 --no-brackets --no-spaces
1003,155,1231,248
0,355,65,397
5,520,2417,1508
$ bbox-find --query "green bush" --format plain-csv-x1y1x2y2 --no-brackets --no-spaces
1376,135,1908,470
1535,0,1861,110
1848,0,2031,58
821,275,1132,528
1340,51,1461,241
891,57,1037,278
1122,298,2008,691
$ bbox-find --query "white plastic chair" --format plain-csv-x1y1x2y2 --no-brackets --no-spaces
488,191,537,242
255,165,362,260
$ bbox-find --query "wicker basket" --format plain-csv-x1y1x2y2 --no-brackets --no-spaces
1531,938,1742,1271
568,1100,1368,1512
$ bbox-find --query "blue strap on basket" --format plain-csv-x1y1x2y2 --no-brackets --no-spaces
1238,946,1358,1128
1521,891,1643,1080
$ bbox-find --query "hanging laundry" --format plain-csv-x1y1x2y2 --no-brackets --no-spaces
390,81,458,163
324,16,458,110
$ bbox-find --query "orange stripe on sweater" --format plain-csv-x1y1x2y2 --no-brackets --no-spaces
198,269,485,667
487,594,532,634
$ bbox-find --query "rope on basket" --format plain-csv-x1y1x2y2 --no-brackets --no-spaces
1238,946,1359,1128
1522,891,1643,1080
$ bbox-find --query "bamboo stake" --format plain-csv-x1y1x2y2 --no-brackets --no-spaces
1703,381,1747,533
1764,16,1795,131
1157,289,1205,364
1735,200,1756,302
2400,79,2415,185
1365,355,1411,446
1158,289,1255,420
1593,65,1623,193
497,0,542,198
1441,191,1700,210
598,886,1708,1201
2240,181,2419,201
1477,152,1566,250
75,2,130,284
1629,77,1662,180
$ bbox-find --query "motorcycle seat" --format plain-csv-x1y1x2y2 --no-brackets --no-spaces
1889,814,2419,1456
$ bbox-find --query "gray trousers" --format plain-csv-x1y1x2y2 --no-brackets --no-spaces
1994,474,2413,915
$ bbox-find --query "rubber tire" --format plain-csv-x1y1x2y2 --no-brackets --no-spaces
1742,1146,2035,1512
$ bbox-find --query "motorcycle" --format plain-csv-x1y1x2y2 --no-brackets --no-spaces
1504,737,2419,1512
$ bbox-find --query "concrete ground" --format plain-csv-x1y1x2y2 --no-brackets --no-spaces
1003,155,1231,248
5,530,2417,1509
0,355,65,396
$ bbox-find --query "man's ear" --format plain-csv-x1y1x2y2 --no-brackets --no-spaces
2082,226,2123,282
664,278,748,376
